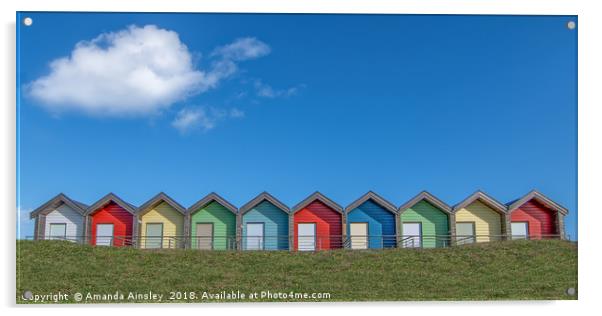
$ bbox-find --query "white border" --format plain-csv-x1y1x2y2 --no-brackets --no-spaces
0,0,585,14
2,0,600,315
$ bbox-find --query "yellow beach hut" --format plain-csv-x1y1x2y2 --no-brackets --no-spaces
452,191,508,244
136,192,187,249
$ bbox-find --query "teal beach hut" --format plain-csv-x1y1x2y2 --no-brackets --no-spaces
239,192,290,250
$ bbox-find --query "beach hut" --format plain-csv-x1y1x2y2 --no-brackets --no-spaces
188,193,237,250
291,192,344,251
507,190,569,240
239,192,290,250
452,191,508,244
29,193,88,243
398,191,452,248
344,191,397,249
136,192,186,249
86,193,136,247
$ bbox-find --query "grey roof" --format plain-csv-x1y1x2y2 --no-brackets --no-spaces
291,191,343,214
507,189,569,215
452,190,507,214
398,191,452,215
86,192,137,215
137,192,187,215
239,192,289,215
344,191,397,214
188,192,238,215
29,193,87,219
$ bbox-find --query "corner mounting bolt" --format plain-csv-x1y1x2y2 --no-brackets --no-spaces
567,21,576,30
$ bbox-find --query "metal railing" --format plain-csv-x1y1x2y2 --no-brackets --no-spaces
25,233,565,250
100,235,134,247
296,235,345,251
26,235,87,244
507,234,566,241
399,235,452,248
137,236,188,249
189,236,237,250
344,235,398,249
239,235,290,251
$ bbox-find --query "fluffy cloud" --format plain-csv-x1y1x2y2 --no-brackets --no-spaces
27,25,269,117
172,107,244,133
212,37,271,61
203,37,272,88
254,79,304,98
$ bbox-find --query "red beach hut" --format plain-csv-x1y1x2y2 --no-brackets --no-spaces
86,193,137,247
507,190,569,240
291,192,344,251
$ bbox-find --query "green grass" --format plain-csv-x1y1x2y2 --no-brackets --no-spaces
16,239,577,303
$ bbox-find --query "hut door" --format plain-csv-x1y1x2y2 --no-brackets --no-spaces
195,223,213,250
246,223,264,250
96,224,114,246
402,223,422,248
350,223,368,249
145,223,164,249
511,222,529,240
298,223,316,251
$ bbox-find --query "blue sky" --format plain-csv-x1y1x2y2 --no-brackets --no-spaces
17,13,577,239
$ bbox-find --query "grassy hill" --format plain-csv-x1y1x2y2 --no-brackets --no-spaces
16,239,577,303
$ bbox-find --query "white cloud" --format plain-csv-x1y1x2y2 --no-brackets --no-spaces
27,25,270,117
212,37,271,61
204,37,271,85
171,106,245,133
229,108,245,118
254,80,304,98
172,108,212,132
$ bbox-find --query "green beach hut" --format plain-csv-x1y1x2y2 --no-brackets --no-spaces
187,193,238,250
398,191,452,248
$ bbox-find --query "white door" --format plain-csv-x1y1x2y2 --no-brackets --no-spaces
96,224,114,246
48,223,66,240
298,223,316,251
246,223,264,250
511,222,529,240
402,223,422,248
456,222,475,245
350,223,368,249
